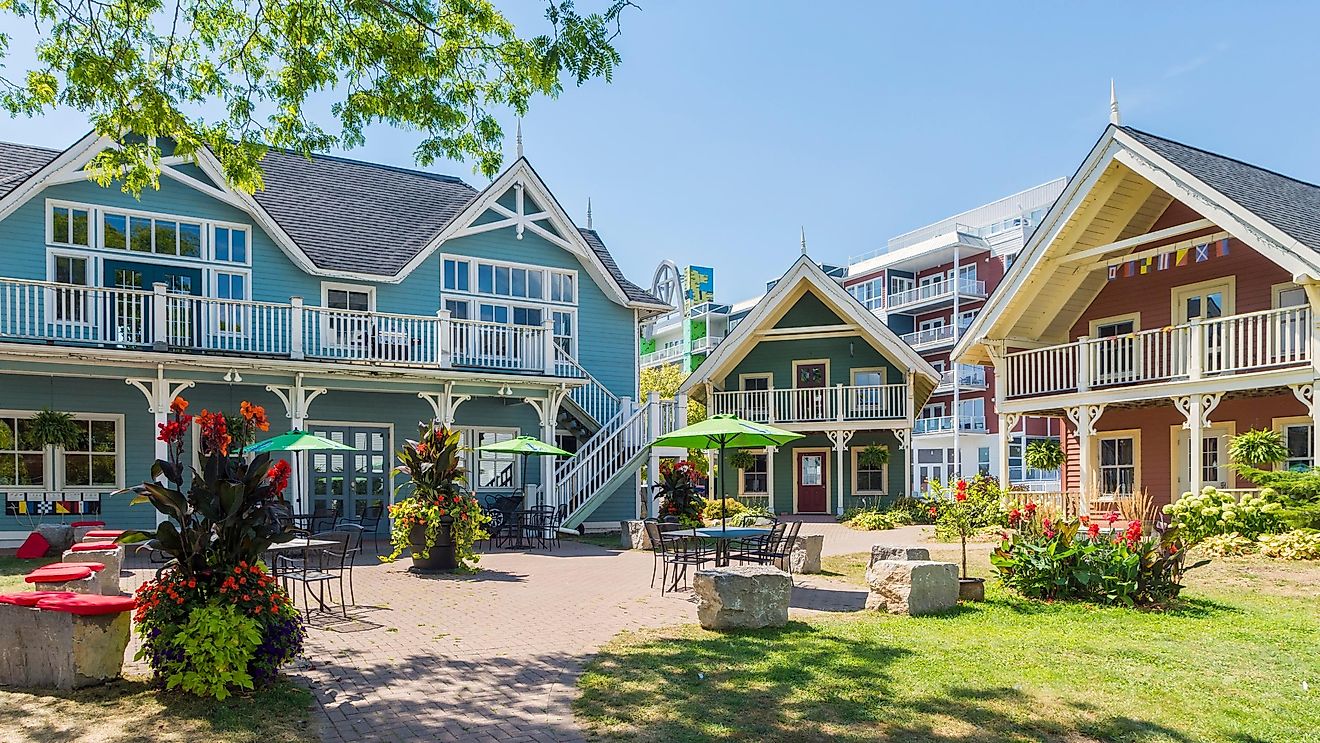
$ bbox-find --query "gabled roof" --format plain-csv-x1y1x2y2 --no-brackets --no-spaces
0,135,663,307
678,255,940,406
953,124,1320,364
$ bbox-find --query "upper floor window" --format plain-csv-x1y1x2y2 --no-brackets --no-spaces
50,205,90,247
213,226,248,263
444,255,574,305
325,284,373,312
102,211,203,258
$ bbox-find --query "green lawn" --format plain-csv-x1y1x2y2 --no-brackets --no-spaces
565,532,626,550
0,555,47,592
576,554,1320,743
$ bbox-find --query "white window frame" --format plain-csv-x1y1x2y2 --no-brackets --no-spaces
1171,277,1236,323
45,250,95,327
46,198,254,270
442,253,577,307
458,426,522,492
850,367,887,386
46,200,93,248
851,445,888,495
0,410,125,493
1272,416,1313,472
1096,429,1140,496
210,221,252,265
737,448,770,496
321,281,377,312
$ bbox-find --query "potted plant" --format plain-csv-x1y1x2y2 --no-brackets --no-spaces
652,459,704,525
1228,428,1289,469
934,478,986,601
1024,439,1065,473
859,443,889,470
384,423,488,572
25,407,84,450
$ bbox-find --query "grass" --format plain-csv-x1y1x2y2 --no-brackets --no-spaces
576,551,1320,743
565,531,626,550
0,555,47,592
0,677,317,743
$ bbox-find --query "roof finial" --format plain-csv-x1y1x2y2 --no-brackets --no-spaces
800,226,807,256
516,118,524,158
586,197,593,230
1109,79,1121,126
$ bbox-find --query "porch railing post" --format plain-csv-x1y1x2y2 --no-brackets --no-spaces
542,318,556,375
151,282,168,351
1075,336,1090,392
1188,319,1204,380
436,309,452,369
835,383,844,422
289,297,305,359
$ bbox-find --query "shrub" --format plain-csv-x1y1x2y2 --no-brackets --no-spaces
1233,464,1320,503
932,474,1006,540
653,459,705,523
844,509,913,531
1195,532,1258,557
701,498,748,522
731,506,776,527
991,503,1201,606
1256,529,1320,560
1162,486,1285,544
887,496,938,525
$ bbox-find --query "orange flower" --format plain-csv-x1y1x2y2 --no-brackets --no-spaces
170,396,189,415
240,401,270,432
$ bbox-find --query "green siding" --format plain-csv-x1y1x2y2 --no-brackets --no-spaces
764,430,905,514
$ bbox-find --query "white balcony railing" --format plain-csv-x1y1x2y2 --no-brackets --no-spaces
709,384,907,425
640,343,685,368
901,324,959,348
934,364,987,392
1004,306,1312,399
0,277,559,374
887,277,986,311
914,415,987,434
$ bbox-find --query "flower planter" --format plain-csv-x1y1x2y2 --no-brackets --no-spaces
958,577,985,602
408,517,457,572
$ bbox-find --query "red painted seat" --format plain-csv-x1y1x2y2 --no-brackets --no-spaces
15,532,50,559
25,564,96,583
35,594,136,616
70,521,105,529
0,591,76,607
69,541,118,552
82,530,125,540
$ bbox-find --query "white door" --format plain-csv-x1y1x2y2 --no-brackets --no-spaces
1174,425,1231,498
1174,281,1233,373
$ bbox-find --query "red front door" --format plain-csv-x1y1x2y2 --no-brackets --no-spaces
796,451,827,513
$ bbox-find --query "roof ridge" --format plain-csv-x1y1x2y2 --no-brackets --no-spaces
1123,126,1320,194
263,146,475,187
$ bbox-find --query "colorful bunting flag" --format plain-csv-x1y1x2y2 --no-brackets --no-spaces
1156,252,1171,270
1216,237,1230,257
1107,265,1118,281
1194,243,1210,262
1176,248,1191,266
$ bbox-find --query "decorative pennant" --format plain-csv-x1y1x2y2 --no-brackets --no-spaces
1215,237,1230,257
1139,256,1154,274
1156,252,1171,270
1107,265,1119,281
1176,248,1191,266
1195,243,1210,262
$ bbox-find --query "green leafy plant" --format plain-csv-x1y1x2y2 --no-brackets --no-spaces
843,509,913,531
653,459,705,523
1024,439,1065,472
1161,487,1285,544
162,603,263,700
117,397,291,576
931,474,1007,541
726,450,756,471
701,498,748,523
1256,529,1320,560
931,479,983,579
384,423,489,569
1229,429,1290,469
1195,532,1259,557
24,408,83,449
858,443,890,469
730,506,776,527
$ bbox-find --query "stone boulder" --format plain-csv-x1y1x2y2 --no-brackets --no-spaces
63,546,125,595
35,524,75,556
865,560,958,616
694,565,791,630
775,534,824,574
869,545,930,563
620,520,681,549
0,603,132,689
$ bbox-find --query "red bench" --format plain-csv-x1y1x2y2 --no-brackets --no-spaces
81,529,126,541
69,541,118,552
0,591,135,688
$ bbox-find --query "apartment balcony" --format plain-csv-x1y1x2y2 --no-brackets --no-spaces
886,277,987,315
913,415,988,435
900,323,969,350
1003,306,1312,403
640,343,686,368
709,384,908,427
934,364,988,393
0,277,567,375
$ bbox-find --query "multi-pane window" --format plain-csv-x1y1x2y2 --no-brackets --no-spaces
0,417,44,486
741,452,768,494
1284,424,1313,471
53,255,90,321
552,311,573,353
213,226,248,263
853,447,886,493
443,259,470,292
1099,437,1135,494
444,299,471,320
101,211,202,257
549,272,575,303
61,419,118,488
50,205,90,247
327,287,372,312
978,447,991,475
215,272,246,300
474,430,516,489
215,272,247,333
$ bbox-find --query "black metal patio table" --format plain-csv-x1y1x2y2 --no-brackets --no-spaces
665,527,771,567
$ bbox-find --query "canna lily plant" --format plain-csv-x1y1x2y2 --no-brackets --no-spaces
383,423,488,570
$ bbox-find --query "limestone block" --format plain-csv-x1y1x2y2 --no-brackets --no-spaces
621,520,649,549
63,547,125,595
775,534,824,574
865,560,958,616
869,545,930,564
33,575,100,595
0,604,131,689
693,565,791,630
35,524,75,556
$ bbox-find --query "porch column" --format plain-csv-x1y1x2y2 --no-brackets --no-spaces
894,428,911,498
765,445,777,514
1065,404,1105,515
826,430,854,516
125,364,195,466
1174,393,1223,500
1290,384,1319,466
523,385,570,508
998,413,1021,487
646,391,662,518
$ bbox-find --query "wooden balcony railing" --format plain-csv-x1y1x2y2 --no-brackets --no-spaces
709,384,907,425
1004,306,1312,399
0,277,561,375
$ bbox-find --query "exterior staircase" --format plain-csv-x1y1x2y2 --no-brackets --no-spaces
555,347,620,430
555,394,683,529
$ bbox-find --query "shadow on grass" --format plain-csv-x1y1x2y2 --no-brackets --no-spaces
574,623,1202,743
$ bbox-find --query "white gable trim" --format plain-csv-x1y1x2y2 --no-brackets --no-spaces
954,125,1320,364
679,256,939,395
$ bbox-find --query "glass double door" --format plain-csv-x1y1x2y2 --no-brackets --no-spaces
102,260,202,346
308,425,390,532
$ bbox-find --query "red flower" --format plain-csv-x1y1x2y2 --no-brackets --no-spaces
1008,508,1022,526
955,479,968,501
1087,522,1100,539
196,409,232,456
157,418,190,444
1025,502,1037,514
240,401,270,432
170,396,189,415
927,505,938,517
266,459,292,498
1107,511,1119,525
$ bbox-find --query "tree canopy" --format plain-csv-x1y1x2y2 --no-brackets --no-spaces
0,0,635,194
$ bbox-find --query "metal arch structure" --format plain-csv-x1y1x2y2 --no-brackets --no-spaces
650,260,683,311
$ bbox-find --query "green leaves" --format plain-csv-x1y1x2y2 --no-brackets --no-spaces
1,0,636,194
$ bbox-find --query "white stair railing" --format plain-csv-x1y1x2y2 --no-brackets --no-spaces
554,396,681,521
554,345,621,427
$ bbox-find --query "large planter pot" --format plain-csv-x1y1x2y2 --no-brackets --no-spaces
958,577,986,602
409,516,457,572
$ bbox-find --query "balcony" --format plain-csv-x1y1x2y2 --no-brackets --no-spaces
709,384,908,426
640,343,685,368
901,323,967,350
0,277,561,374
934,364,987,393
914,415,988,435
887,277,987,314
1003,306,1312,400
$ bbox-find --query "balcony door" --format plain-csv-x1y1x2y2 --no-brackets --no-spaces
103,260,202,347
1091,316,1137,386
1173,279,1234,373
793,360,828,422
740,374,771,422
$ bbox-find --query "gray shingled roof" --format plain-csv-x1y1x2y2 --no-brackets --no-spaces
0,141,62,198
0,139,658,303
1123,126,1320,255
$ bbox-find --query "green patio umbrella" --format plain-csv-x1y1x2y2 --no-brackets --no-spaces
473,435,573,506
651,414,804,533
245,430,356,516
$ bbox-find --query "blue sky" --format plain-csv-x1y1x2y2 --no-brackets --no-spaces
4,2,1320,300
